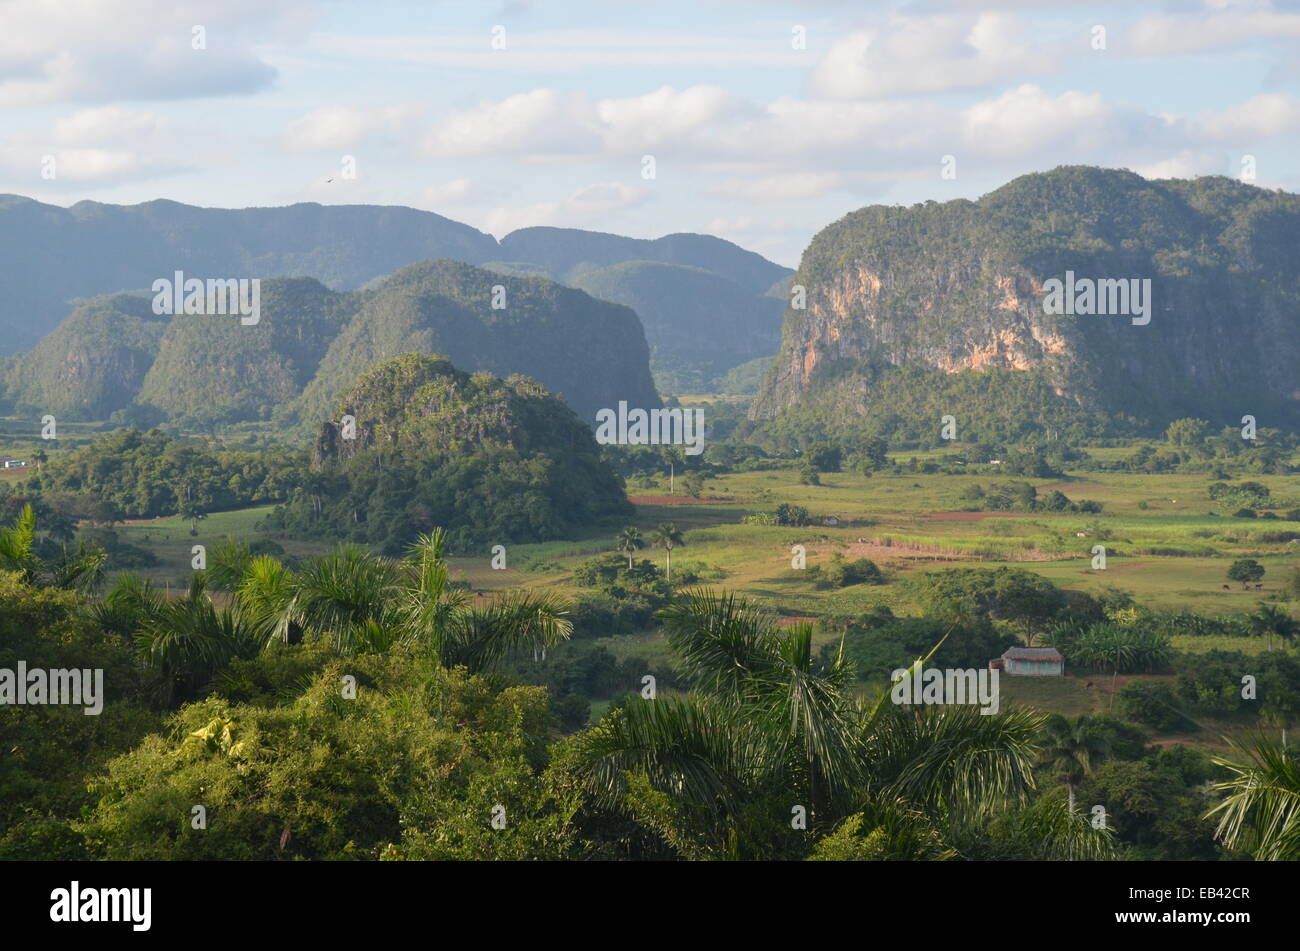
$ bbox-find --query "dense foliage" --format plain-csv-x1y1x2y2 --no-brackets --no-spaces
267,353,632,551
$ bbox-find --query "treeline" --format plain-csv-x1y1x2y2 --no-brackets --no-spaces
14,428,302,519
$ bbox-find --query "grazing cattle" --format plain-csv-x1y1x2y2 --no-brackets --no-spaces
1255,584,1264,590
1223,585,1231,590
1085,681,1094,689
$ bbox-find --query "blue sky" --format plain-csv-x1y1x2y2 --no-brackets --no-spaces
3,0,1299,265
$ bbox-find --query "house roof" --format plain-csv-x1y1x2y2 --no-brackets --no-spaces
1002,647,1063,662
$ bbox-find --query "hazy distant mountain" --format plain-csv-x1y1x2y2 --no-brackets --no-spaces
497,226,791,295
2,292,166,419
294,259,660,429
5,259,660,431
568,261,784,393
753,166,1300,441
135,277,353,426
0,195,791,362
0,195,502,353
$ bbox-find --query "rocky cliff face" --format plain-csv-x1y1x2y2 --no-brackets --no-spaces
752,167,1300,432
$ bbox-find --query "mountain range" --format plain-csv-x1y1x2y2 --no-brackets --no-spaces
0,197,790,409
6,167,1297,444
1,261,661,430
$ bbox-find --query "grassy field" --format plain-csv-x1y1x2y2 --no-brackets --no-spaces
22,437,1299,738
465,464,1300,614
481,460,1297,734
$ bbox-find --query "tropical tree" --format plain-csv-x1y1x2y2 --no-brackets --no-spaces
651,523,684,581
217,530,572,669
178,497,207,536
0,504,40,583
662,446,685,495
616,526,645,570
1206,734,1300,860
1039,714,1113,814
1250,604,1299,652
1228,558,1265,589
133,573,263,703
0,503,106,592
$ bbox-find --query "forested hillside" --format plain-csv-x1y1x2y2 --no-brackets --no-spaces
753,167,1300,442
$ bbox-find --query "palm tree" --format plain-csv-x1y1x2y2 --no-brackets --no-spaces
291,544,401,654
568,590,1072,860
1250,604,1299,651
90,573,164,645
662,447,685,495
389,530,572,666
652,522,684,581
616,526,644,570
215,530,573,670
0,504,39,583
1038,713,1112,814
134,573,263,704
0,503,105,592
1206,733,1300,860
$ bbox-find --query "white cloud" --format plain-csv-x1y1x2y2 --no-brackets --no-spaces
482,180,651,235
961,84,1162,157
419,89,603,160
1131,152,1227,180
596,86,748,153
0,105,187,185
0,0,311,105
411,80,1300,198
1189,93,1300,141
808,13,1046,99
281,105,419,151
51,107,166,146
416,178,480,207
705,215,756,234
1128,3,1300,57
308,29,808,72
0,145,187,185
710,172,843,201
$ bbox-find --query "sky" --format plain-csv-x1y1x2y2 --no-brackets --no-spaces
2,0,1299,266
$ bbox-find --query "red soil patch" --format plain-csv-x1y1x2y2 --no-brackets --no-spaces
803,540,967,564
629,495,740,505
774,615,818,628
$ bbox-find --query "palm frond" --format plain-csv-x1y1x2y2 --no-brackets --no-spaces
443,590,572,672
1206,733,1300,861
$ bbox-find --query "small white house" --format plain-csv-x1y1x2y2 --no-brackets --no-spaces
990,647,1064,677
